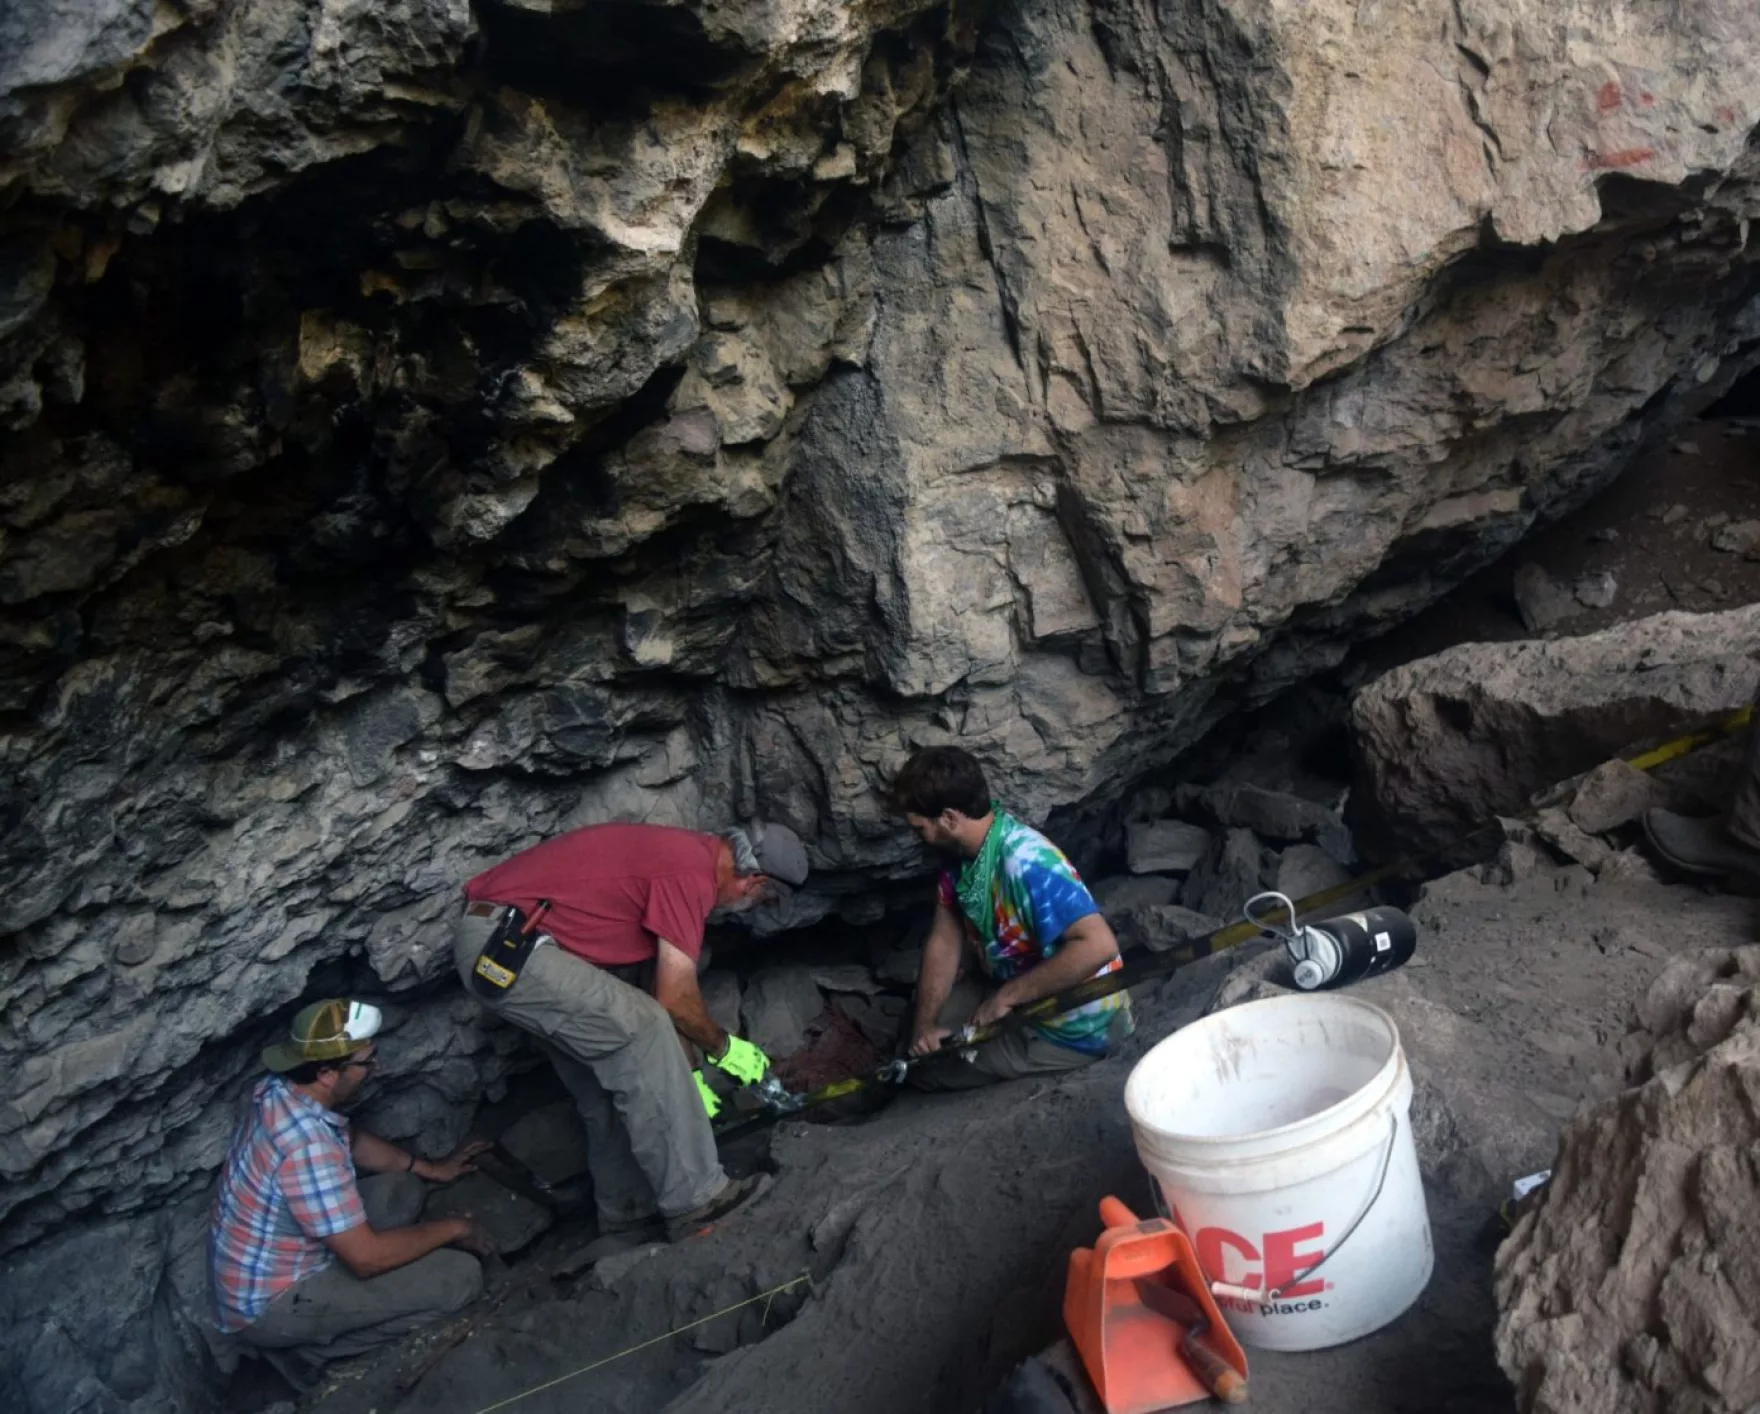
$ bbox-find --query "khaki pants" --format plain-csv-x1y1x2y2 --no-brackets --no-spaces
236,1173,481,1362
453,911,726,1225
1731,687,1760,850
909,975,1133,1092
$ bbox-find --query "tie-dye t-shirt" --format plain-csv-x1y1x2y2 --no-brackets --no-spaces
938,815,1130,1054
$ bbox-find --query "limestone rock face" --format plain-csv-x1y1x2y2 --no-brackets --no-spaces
2,0,1760,1407
1348,606,1760,859
1496,948,1760,1414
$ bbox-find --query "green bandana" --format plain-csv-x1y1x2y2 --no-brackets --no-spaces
954,807,1014,937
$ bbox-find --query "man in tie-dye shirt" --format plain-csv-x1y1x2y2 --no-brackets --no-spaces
889,746,1132,1089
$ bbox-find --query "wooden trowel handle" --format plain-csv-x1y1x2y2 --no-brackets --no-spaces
1180,1335,1248,1405
1135,1281,1248,1405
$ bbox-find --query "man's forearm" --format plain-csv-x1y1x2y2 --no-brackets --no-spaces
913,922,962,1033
656,987,728,1054
652,938,730,1054
333,1218,468,1279
351,1130,416,1175
368,1219,467,1273
999,927,1117,1008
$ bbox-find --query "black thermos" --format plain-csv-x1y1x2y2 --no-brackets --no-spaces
1286,906,1418,991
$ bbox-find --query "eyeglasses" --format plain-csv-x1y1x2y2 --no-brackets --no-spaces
346,1052,378,1072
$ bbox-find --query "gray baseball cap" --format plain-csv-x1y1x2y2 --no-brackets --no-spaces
730,819,810,886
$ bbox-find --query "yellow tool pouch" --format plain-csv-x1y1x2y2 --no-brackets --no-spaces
469,900,550,1000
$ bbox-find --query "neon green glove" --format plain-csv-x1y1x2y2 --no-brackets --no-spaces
693,1069,722,1119
708,1035,770,1086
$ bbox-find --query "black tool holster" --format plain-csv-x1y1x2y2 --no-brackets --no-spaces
469,900,550,1000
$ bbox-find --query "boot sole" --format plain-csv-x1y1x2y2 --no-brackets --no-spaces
665,1174,773,1243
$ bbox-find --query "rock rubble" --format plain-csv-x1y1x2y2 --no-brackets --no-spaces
2,0,1760,1408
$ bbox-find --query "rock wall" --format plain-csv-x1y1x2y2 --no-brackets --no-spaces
2,0,1760,1407
1496,948,1760,1414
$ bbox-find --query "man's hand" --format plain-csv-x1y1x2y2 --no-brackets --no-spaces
971,986,1018,1029
707,1035,770,1085
418,1138,492,1184
446,1214,498,1259
909,1026,954,1058
693,1069,723,1118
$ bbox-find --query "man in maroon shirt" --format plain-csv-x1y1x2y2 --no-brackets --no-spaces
452,821,809,1241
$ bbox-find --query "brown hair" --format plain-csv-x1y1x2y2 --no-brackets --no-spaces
887,746,991,819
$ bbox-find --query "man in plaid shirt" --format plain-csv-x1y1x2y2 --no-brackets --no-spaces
210,998,491,1377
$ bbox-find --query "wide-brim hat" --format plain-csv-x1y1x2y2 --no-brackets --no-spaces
262,998,384,1073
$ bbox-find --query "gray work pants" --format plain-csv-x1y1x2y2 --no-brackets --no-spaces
235,1173,482,1362
453,910,726,1225
1732,686,1760,850
909,975,1133,1092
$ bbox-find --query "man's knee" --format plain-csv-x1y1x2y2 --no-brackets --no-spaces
428,1251,484,1313
357,1171,425,1229
1015,1036,1102,1079
593,980,679,1064
626,984,676,1038
932,975,984,1033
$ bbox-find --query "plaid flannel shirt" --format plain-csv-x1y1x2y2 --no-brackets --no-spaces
209,1075,366,1332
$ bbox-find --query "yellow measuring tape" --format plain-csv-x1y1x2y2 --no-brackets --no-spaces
465,1273,811,1414
1624,705,1752,772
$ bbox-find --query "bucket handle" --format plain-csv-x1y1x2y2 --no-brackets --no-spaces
1262,1110,1400,1301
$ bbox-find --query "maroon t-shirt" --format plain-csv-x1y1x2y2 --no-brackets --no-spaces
463,824,720,966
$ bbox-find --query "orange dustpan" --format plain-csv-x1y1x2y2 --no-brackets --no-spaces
1063,1197,1249,1413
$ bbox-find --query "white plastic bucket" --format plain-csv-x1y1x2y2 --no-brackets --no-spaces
1124,994,1432,1351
